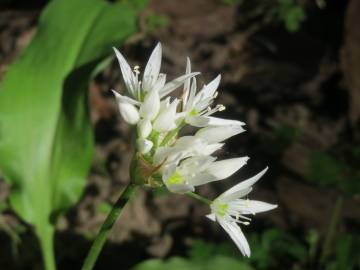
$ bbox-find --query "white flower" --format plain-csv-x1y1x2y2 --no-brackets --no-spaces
153,122,245,165
113,43,199,102
112,42,277,258
153,98,179,132
181,58,245,127
163,156,249,193
153,136,221,166
112,42,200,148
112,42,199,156
206,167,277,257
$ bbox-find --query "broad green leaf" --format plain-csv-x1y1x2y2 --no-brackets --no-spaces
0,0,138,264
132,256,254,270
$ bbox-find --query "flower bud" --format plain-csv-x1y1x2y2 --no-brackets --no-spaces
118,102,140,125
112,90,140,125
137,138,153,154
137,119,152,138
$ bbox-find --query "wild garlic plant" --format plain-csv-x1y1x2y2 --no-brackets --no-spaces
82,43,277,270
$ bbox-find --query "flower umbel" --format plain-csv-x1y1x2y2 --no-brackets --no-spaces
111,42,277,255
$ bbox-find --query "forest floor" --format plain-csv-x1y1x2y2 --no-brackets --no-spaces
0,0,359,269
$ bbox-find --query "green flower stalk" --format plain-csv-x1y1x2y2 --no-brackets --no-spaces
81,183,136,270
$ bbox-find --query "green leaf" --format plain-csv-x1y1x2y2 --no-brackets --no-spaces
248,229,307,269
189,239,234,261
276,0,306,33
132,256,254,270
306,152,343,187
132,239,254,270
145,12,169,33
0,0,138,267
332,234,360,270
284,6,306,32
306,229,319,261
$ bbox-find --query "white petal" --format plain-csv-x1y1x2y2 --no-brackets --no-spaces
238,200,278,214
113,47,138,98
175,136,196,147
154,136,211,165
153,146,173,165
159,72,200,98
153,99,179,132
225,187,253,201
206,213,216,222
218,219,250,257
137,138,153,154
143,43,162,92
162,163,177,180
166,183,194,194
153,73,167,92
206,117,246,127
220,167,269,201
182,57,192,109
111,90,141,106
194,74,221,102
206,157,249,180
202,143,224,155
140,88,160,120
195,125,244,143
174,137,222,157
180,155,216,173
185,77,197,111
116,100,140,125
189,172,217,186
137,119,152,138
186,115,210,127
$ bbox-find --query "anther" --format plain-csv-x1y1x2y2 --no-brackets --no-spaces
218,104,226,111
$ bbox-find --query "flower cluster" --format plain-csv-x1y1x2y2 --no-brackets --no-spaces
112,43,277,257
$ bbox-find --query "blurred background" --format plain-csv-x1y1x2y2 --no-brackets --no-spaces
0,0,359,269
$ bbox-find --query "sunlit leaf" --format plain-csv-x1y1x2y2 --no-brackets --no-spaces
132,256,254,270
0,0,138,265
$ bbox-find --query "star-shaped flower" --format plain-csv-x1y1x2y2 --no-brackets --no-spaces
206,168,277,257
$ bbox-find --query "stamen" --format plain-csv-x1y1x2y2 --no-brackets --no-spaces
228,215,250,225
203,104,226,116
134,65,140,72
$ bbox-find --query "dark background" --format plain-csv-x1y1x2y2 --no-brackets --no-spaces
0,0,359,269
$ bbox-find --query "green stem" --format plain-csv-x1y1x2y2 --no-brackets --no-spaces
186,192,212,205
38,224,56,270
81,183,137,270
320,195,343,264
